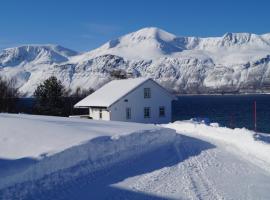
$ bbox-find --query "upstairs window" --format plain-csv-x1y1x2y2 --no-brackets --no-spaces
144,88,151,98
144,107,151,118
159,106,165,117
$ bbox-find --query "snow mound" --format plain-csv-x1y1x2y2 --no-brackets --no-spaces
164,120,270,171
1,114,270,199
0,114,176,195
0,113,163,159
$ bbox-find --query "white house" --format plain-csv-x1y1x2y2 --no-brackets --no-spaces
74,78,176,124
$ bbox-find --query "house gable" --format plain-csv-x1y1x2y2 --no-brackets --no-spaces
109,79,174,123
108,79,176,109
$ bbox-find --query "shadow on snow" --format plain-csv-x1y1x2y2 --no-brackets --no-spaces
0,134,215,200
0,158,38,179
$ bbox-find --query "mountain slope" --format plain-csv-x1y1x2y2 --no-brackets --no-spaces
1,28,270,95
0,45,77,67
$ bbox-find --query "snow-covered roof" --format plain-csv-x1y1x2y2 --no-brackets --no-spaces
74,77,152,108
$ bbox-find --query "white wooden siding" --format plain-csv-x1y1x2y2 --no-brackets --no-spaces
89,108,110,120
109,80,172,124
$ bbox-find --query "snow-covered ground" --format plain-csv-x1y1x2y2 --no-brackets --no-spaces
0,113,162,159
1,114,270,199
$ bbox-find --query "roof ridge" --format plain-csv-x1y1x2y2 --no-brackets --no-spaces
74,77,151,108
108,78,150,107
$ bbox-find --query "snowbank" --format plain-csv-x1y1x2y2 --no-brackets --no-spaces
0,114,176,194
164,120,270,171
1,114,270,199
0,113,162,159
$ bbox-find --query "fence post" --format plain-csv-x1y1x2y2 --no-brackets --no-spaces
254,101,257,132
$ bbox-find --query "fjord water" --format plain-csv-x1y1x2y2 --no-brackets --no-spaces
17,95,270,133
173,95,270,133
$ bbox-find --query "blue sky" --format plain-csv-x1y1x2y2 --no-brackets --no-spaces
1,0,270,52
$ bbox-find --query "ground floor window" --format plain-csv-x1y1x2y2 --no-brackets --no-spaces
126,107,131,119
144,107,151,118
99,109,102,119
159,106,165,117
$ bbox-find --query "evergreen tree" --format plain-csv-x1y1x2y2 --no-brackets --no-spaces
34,76,66,116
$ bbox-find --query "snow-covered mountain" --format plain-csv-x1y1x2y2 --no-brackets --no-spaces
0,45,77,67
1,27,270,95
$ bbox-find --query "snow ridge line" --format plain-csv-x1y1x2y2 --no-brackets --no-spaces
0,128,176,195
165,121,270,173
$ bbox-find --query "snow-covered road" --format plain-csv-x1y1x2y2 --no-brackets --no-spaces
113,133,270,200
1,114,270,199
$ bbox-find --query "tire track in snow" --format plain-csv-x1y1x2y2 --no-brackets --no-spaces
173,138,225,200
115,136,225,200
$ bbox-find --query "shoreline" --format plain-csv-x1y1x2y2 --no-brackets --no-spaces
175,93,270,96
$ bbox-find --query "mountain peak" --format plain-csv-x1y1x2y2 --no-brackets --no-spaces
0,44,77,67
223,32,252,41
128,27,177,42
4,44,77,56
88,27,181,60
220,32,268,46
1,28,270,96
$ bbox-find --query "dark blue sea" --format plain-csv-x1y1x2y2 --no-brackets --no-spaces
172,95,270,133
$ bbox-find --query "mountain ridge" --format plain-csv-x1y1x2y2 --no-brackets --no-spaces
0,27,270,96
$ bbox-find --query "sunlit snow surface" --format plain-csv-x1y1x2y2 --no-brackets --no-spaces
0,113,160,159
1,114,270,199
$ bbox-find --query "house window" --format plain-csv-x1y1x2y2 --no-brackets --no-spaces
159,106,165,117
126,107,131,119
144,88,151,98
144,107,151,118
99,109,102,119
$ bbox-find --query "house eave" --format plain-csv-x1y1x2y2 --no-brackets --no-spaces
74,105,108,109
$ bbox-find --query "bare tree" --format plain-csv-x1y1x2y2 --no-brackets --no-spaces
0,76,20,112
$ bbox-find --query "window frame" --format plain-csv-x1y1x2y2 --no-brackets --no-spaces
144,107,151,118
159,106,165,117
126,107,131,120
144,88,151,99
99,109,102,119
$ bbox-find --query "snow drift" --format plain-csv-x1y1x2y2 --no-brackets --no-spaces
0,113,166,159
1,114,270,199
164,120,270,172
0,114,176,199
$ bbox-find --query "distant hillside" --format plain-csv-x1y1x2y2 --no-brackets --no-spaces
1,27,270,95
